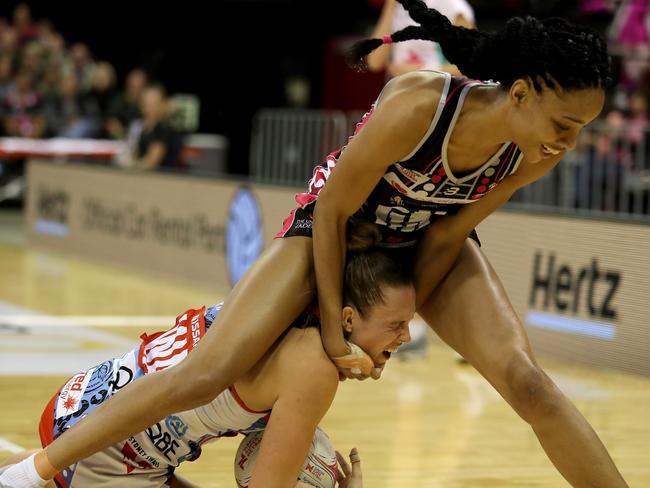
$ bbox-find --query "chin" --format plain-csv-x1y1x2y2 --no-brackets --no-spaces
522,146,543,164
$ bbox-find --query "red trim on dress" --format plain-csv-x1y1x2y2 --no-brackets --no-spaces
228,386,271,414
274,208,298,239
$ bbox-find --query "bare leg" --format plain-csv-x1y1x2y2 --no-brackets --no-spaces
418,239,627,488
45,237,315,471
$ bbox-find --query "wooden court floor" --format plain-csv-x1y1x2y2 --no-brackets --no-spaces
1,210,649,487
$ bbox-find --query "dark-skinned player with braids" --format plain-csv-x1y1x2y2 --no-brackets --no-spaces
2,1,628,486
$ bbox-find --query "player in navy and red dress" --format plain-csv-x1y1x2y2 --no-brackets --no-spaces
2,1,628,486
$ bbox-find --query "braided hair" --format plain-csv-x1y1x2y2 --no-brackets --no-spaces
347,0,611,91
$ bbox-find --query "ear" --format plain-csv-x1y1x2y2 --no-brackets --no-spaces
510,78,533,106
341,306,355,334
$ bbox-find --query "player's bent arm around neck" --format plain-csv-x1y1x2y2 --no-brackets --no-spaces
314,72,446,359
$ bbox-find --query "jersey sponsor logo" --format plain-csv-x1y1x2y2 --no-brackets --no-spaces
85,360,113,393
56,368,95,418
122,439,155,473
166,415,189,439
395,164,422,183
375,205,432,233
146,422,181,461
190,313,201,347
293,219,312,230
108,365,135,394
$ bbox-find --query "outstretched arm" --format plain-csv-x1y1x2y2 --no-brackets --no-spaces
249,348,338,488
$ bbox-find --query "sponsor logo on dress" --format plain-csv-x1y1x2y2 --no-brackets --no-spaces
166,415,189,439
86,361,113,393
56,368,95,418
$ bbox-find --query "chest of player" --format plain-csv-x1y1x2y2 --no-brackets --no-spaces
359,146,521,235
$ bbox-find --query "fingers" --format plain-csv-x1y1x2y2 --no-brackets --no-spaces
349,447,360,465
336,450,351,477
370,366,383,380
349,447,362,479
331,341,375,377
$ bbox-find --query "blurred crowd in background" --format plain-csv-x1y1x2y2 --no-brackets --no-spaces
0,1,649,212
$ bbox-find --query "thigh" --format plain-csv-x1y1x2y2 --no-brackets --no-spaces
418,238,538,391
67,445,171,488
180,236,316,388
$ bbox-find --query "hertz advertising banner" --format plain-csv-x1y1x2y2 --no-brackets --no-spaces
25,161,297,290
26,162,650,375
477,211,650,376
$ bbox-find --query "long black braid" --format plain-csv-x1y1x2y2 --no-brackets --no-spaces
347,0,611,91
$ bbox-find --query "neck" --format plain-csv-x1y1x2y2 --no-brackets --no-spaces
453,85,513,152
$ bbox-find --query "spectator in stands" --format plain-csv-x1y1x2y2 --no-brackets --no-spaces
131,83,182,171
38,61,61,101
0,53,12,102
64,42,94,92
43,71,100,138
0,22,18,57
1,67,45,138
12,3,37,46
106,67,147,139
20,41,45,79
608,0,650,93
626,90,650,213
366,0,475,78
90,62,116,115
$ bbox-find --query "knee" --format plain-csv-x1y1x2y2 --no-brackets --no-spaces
504,351,563,424
164,364,224,410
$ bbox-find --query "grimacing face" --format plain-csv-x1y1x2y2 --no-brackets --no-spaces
343,284,417,371
507,79,605,164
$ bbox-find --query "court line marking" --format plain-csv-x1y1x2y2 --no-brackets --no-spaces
0,315,176,328
0,437,23,454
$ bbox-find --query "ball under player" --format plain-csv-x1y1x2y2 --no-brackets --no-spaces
1,250,406,488
0,1,629,486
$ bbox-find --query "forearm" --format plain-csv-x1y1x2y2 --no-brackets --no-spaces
366,0,395,71
312,206,348,357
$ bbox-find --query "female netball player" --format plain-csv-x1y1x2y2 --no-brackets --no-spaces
0,250,397,487
2,1,628,486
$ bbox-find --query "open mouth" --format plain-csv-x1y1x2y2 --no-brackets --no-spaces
540,143,561,158
381,343,402,361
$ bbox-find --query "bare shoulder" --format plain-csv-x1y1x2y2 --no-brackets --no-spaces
276,328,339,390
379,70,448,120
357,71,449,160
375,72,447,135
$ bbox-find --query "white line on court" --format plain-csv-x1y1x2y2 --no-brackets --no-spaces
0,437,23,454
0,301,138,375
0,315,176,328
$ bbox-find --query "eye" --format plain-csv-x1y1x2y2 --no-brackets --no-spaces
554,121,570,132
